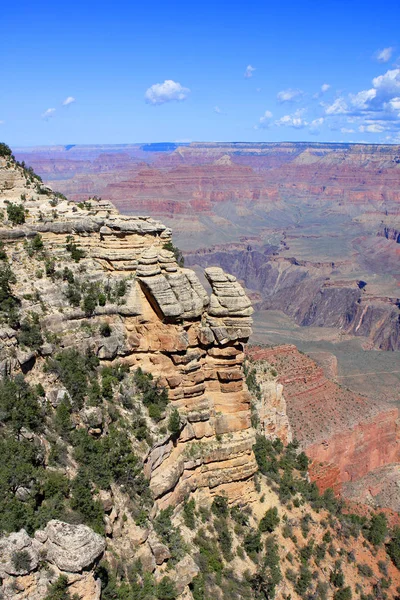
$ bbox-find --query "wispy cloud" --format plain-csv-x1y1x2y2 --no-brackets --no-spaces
309,117,324,134
323,68,400,136
275,109,308,128
145,80,190,105
214,106,224,114
324,97,348,115
341,127,355,133
244,65,256,78
277,88,304,103
41,108,56,120
258,110,273,128
375,47,394,63
62,96,76,106
321,83,331,93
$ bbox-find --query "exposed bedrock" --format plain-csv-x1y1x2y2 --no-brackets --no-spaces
378,225,400,243
186,247,400,350
0,157,257,508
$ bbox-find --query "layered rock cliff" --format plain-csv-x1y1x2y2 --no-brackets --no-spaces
247,345,400,498
0,153,257,510
1,150,400,599
186,246,400,351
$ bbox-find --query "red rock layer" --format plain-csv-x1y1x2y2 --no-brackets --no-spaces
247,345,400,494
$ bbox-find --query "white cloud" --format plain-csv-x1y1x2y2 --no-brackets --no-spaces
376,47,394,63
244,65,256,78
387,97,400,112
277,88,304,103
321,83,331,93
214,106,223,114
62,96,76,106
371,68,400,101
340,127,355,133
350,88,377,110
309,117,324,134
324,97,348,115
275,109,308,128
41,108,56,120
145,80,190,105
259,110,273,127
359,123,385,133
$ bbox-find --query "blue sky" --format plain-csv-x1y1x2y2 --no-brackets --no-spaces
1,0,400,146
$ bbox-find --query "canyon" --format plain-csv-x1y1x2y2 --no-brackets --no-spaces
3,142,399,597
16,141,400,353
247,344,400,510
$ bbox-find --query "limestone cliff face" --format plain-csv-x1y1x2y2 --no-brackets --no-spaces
0,156,257,509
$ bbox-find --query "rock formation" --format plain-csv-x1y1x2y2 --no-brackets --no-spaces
0,153,257,510
1,151,400,599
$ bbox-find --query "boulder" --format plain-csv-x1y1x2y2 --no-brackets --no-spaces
0,530,39,577
148,533,171,565
41,520,105,573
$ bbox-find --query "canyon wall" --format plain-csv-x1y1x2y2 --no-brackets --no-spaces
0,156,257,510
186,247,400,350
247,345,400,496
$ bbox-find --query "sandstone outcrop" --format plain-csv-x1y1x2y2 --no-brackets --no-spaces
0,156,257,512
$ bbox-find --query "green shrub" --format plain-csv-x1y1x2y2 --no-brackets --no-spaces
46,348,98,409
0,262,20,325
12,550,31,572
26,234,44,255
211,495,229,518
133,367,169,421
65,282,81,306
7,202,26,225
162,241,184,267
0,375,42,434
0,241,7,260
70,469,105,534
99,322,112,337
44,574,79,600
259,506,280,533
18,313,43,349
72,427,150,504
214,517,233,559
54,400,73,439
82,291,97,316
168,408,181,436
244,529,262,558
334,587,352,600
194,528,223,574
0,143,12,157
386,526,400,569
295,564,312,595
357,563,373,577
0,436,44,534
154,506,185,561
66,236,86,262
157,576,177,600
330,568,345,588
366,513,387,546
190,574,205,600
183,498,196,529
45,258,56,278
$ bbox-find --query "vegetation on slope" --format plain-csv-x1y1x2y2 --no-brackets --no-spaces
0,150,399,600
